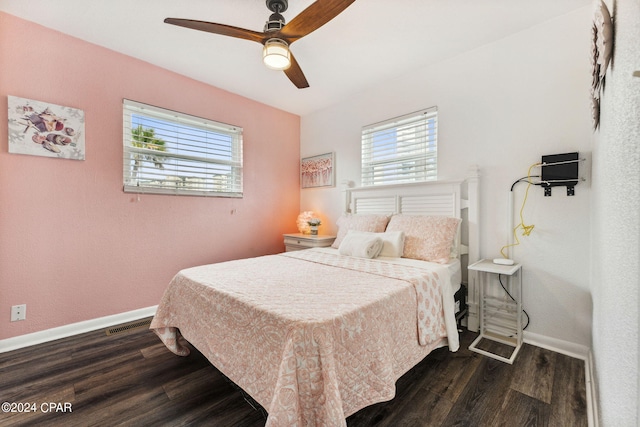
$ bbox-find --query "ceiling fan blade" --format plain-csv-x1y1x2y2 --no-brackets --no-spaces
284,53,309,89
164,18,265,43
278,0,356,42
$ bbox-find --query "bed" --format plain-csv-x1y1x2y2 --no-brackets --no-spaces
150,171,480,427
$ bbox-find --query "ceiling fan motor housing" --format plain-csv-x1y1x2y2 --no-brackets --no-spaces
265,0,287,32
265,14,285,32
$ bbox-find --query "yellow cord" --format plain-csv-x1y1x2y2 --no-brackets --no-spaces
500,162,541,258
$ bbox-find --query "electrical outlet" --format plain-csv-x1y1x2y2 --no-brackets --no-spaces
11,304,26,322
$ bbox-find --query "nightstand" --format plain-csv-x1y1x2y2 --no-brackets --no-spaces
468,259,523,364
283,233,336,251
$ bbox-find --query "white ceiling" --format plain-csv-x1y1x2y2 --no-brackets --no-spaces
0,0,590,116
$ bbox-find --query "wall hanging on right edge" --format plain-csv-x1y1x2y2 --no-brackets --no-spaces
590,0,614,130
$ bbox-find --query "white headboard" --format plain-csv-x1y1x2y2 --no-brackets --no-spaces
344,167,480,331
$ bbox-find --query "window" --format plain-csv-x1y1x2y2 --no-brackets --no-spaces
122,99,243,197
361,107,437,186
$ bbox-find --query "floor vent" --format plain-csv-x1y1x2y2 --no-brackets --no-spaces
106,318,152,336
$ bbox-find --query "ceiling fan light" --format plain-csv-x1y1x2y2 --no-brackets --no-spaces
263,39,291,70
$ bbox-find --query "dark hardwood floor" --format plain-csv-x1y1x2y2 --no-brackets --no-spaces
0,320,587,426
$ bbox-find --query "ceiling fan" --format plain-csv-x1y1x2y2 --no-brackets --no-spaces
164,0,356,89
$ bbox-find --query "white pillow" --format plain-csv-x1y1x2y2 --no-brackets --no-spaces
379,230,405,257
342,230,405,258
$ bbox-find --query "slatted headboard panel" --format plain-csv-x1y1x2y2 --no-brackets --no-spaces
344,168,480,331
400,193,458,217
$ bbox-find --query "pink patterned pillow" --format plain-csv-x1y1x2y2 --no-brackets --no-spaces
331,214,391,248
385,215,461,263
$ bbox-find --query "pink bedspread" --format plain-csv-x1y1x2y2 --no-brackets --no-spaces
150,250,458,427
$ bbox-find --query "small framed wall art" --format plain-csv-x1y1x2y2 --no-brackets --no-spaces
301,152,335,188
8,95,85,160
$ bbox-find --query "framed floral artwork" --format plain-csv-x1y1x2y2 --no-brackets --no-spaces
8,95,85,160
301,152,334,188
590,0,613,130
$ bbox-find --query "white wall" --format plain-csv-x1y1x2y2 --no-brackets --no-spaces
301,6,594,349
591,0,640,425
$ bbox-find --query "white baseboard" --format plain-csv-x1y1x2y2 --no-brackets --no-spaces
523,330,590,360
585,349,599,427
0,306,158,353
523,331,598,427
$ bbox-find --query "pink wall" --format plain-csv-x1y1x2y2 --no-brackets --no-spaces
0,13,301,340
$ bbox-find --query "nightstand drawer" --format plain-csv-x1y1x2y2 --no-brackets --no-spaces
283,234,336,251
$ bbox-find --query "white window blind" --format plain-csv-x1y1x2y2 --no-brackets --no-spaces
361,107,437,186
123,99,243,197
